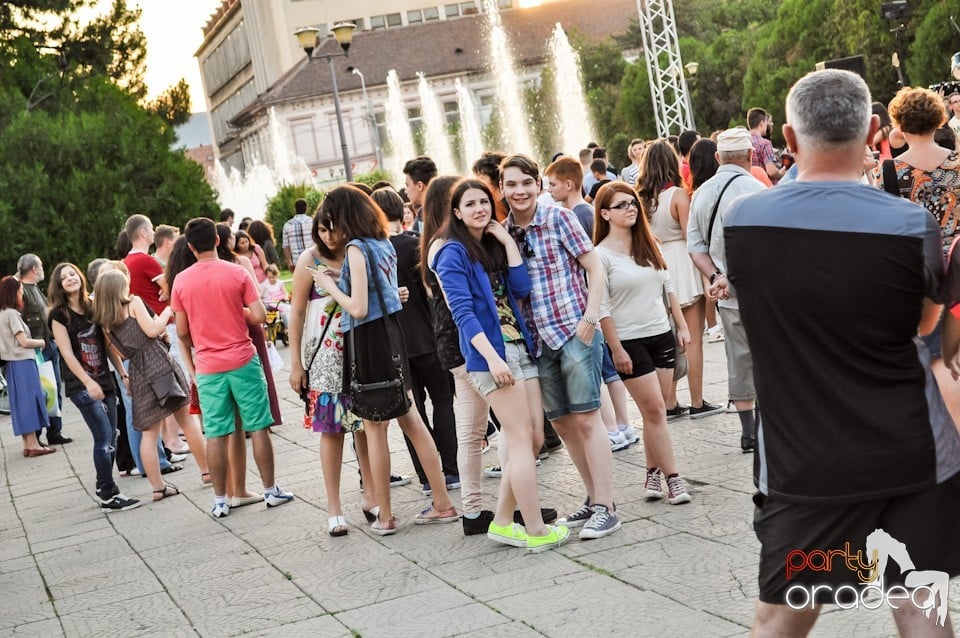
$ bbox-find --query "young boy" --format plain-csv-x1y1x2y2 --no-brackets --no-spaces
501,154,620,539
173,217,293,518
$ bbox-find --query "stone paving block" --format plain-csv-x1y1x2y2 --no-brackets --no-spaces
487,572,745,637
430,547,587,602
53,576,167,616
246,614,353,638
58,592,192,638
334,585,504,638
556,518,680,559
191,595,324,637
29,524,118,556
0,553,36,575
6,617,64,636
451,620,546,637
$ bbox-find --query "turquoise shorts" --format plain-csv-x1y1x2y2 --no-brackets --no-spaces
196,355,273,438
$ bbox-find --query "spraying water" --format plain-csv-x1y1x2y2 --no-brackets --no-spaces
481,0,535,158
211,160,278,221
548,24,596,156
384,70,417,173
417,73,458,174
456,78,485,170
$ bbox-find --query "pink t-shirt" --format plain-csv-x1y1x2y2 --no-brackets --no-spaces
171,259,259,375
124,251,166,315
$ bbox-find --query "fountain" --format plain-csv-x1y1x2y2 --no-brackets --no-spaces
384,70,417,177
417,73,458,174
481,0,535,158
456,79,485,171
548,23,597,156
211,160,278,221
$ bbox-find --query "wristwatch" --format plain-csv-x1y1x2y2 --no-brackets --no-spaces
709,271,722,284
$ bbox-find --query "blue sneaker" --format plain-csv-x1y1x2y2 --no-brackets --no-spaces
445,475,461,490
264,487,294,508
422,482,432,496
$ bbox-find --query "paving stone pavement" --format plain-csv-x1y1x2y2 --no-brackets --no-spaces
1,340,957,637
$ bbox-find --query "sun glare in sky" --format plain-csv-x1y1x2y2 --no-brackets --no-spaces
518,0,544,6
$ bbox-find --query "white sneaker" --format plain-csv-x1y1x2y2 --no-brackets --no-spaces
618,423,639,445
264,487,294,508
211,502,230,518
706,329,725,343
608,429,629,452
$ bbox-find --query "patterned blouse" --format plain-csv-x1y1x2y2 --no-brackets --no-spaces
894,151,960,253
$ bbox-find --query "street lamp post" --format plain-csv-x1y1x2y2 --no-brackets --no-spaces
294,23,356,182
350,67,384,170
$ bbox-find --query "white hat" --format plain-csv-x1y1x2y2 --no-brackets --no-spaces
717,127,753,152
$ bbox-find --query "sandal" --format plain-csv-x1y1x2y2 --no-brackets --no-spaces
362,505,380,523
152,483,180,501
414,504,460,525
328,515,348,537
200,472,212,486
370,516,397,536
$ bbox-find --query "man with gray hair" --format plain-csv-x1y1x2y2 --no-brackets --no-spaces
17,253,70,445
686,127,765,453
725,69,960,636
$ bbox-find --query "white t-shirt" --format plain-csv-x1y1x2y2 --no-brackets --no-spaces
597,246,673,340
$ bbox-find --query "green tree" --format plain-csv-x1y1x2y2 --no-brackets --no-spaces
570,33,628,145
908,0,960,90
148,78,192,127
0,0,218,274
265,183,324,234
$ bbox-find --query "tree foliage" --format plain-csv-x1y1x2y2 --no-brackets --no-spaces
148,78,192,127
265,183,325,234
0,0,218,275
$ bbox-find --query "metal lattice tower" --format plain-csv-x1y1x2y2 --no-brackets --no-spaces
637,0,694,137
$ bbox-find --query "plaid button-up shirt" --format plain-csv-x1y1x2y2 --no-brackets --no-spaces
282,214,313,264
506,201,593,354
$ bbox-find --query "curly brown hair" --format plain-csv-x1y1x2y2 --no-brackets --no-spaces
887,87,947,135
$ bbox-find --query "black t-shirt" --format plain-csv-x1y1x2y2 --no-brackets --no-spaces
48,306,116,396
390,232,436,358
726,182,960,504
588,179,611,201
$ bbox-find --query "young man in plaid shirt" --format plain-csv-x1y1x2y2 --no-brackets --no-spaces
502,154,620,539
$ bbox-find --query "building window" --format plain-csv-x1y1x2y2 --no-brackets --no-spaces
444,4,460,18
344,17,364,30
290,118,319,164
460,2,477,15
424,7,440,21
369,15,385,30
444,100,459,126
386,12,402,27
407,10,422,24
201,20,251,96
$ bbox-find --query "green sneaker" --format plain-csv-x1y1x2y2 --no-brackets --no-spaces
527,525,571,554
487,521,528,547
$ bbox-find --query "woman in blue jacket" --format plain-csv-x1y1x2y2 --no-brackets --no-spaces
434,179,569,553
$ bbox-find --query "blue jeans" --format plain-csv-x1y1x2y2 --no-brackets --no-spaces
537,331,604,420
70,390,118,496
41,342,63,437
119,361,170,474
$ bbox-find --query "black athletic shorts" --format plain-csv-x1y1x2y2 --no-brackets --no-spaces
753,471,960,606
617,330,676,379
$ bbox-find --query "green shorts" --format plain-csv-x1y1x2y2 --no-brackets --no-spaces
196,355,273,438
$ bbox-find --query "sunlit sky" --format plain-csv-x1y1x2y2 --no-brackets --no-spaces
81,0,221,112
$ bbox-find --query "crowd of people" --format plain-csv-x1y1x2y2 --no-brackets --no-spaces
3,68,960,634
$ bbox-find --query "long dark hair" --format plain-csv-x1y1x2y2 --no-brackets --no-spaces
47,263,91,316
689,139,719,191
318,185,388,242
440,179,508,275
418,175,461,286
165,236,197,295
636,140,681,221
216,223,237,263
246,220,275,247
593,181,666,270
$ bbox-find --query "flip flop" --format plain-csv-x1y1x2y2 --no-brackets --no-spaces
362,505,380,523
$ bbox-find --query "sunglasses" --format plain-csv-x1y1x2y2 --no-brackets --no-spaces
508,226,536,259
607,199,640,211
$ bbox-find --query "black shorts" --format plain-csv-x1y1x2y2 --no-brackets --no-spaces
618,331,676,380
753,471,960,606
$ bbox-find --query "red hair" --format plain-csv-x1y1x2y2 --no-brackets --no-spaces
0,276,23,311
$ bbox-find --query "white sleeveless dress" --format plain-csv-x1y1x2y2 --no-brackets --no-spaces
648,186,703,307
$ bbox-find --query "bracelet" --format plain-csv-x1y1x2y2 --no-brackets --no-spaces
580,315,599,326
709,271,723,284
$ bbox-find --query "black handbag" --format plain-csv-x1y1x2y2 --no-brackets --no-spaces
150,370,187,407
348,241,411,422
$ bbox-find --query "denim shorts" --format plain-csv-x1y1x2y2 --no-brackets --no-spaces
196,355,273,438
600,345,620,384
538,331,603,420
470,341,539,396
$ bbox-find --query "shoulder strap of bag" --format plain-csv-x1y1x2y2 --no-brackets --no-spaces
882,159,900,196
348,240,396,378
706,173,745,251
302,251,335,372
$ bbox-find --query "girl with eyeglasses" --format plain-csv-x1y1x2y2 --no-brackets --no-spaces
593,181,692,505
